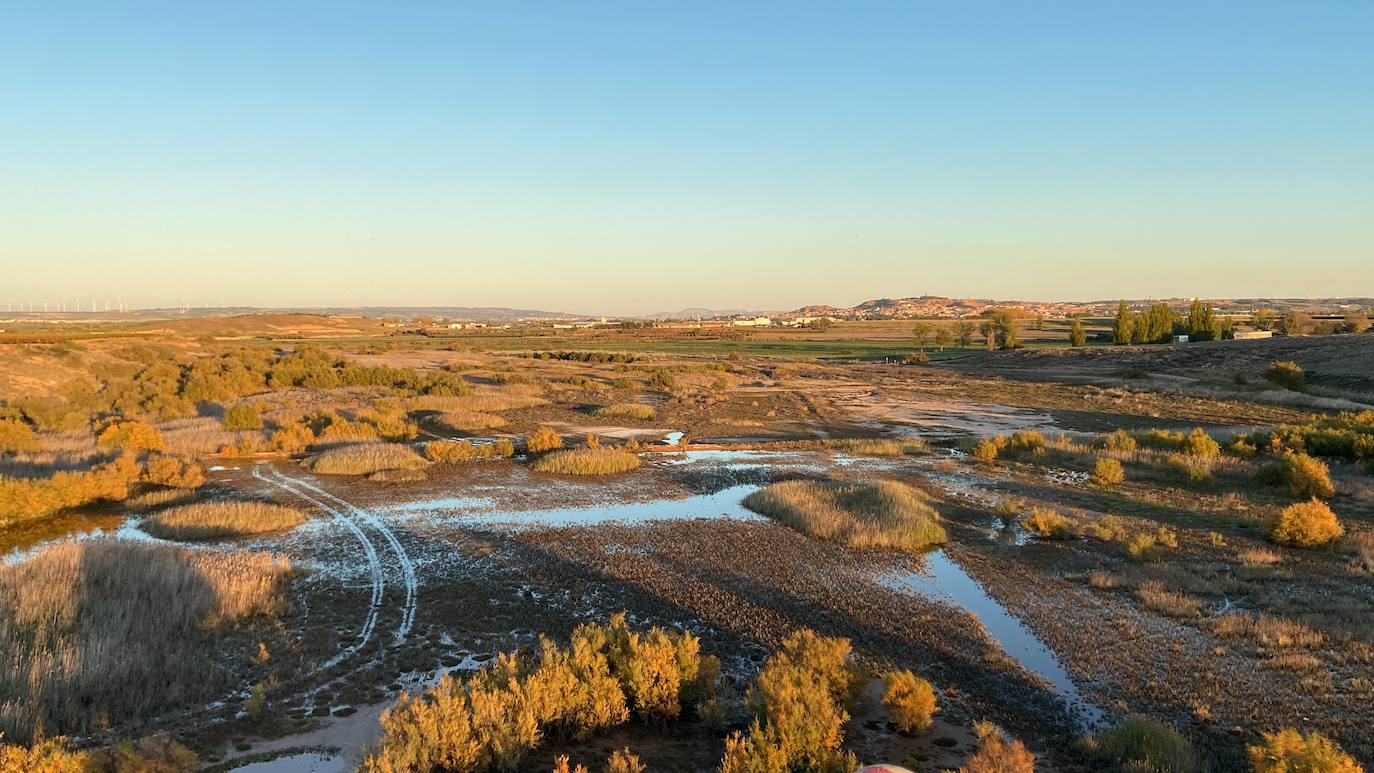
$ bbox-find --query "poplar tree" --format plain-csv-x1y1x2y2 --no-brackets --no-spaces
1112,300,1133,344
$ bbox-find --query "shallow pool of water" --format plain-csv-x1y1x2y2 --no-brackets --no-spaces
226,752,345,773
389,483,766,529
880,551,1104,729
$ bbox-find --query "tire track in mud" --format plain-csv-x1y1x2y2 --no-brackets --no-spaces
251,465,388,675
258,464,418,645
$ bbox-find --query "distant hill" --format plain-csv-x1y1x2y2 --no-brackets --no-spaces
0,305,586,324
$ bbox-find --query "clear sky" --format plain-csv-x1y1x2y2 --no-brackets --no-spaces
2,2,1371,315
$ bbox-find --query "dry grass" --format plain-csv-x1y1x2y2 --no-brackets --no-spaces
743,480,946,551
530,448,642,475
593,403,656,421
142,501,306,540
1210,613,1324,648
306,443,427,475
405,393,548,413
759,437,930,456
0,541,291,742
433,411,507,432
424,438,516,462
1134,580,1203,619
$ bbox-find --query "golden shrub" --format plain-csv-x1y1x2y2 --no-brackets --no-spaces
882,670,937,734
959,721,1036,773
1092,457,1125,487
605,748,645,773
1268,499,1345,548
1248,729,1362,773
527,426,564,453
1021,508,1077,540
97,420,164,452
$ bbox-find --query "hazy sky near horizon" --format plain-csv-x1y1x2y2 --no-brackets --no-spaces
2,2,1371,316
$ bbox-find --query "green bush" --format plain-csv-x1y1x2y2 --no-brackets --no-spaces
1259,453,1335,499
1180,428,1220,458
222,403,263,431
1265,361,1306,391
1090,716,1198,773
1102,429,1136,454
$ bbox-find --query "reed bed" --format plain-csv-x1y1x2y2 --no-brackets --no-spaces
305,443,427,475
743,480,946,551
0,541,291,742
142,501,306,540
593,403,656,420
405,393,548,413
125,487,198,510
433,411,507,432
758,437,930,456
529,448,642,475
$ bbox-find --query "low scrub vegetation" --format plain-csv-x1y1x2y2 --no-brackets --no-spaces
1264,360,1306,391
1020,508,1077,540
959,721,1036,773
0,733,199,772
1257,452,1335,499
142,501,306,540
0,541,291,742
362,613,715,772
719,630,861,773
222,403,263,430
1268,498,1345,548
306,443,428,475
882,670,937,734
527,426,564,453
1088,716,1198,773
1248,729,1362,772
1135,581,1203,618
743,480,946,552
593,403,656,421
0,454,141,527
1092,457,1125,486
434,411,508,432
530,448,642,476
424,438,516,462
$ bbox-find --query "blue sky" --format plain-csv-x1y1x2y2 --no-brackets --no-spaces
2,2,1371,315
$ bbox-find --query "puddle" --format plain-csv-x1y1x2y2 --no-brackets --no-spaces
388,484,765,529
879,551,1105,729
227,753,345,773
1,512,126,559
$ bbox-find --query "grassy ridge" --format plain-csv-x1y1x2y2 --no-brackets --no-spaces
142,501,306,540
743,480,946,551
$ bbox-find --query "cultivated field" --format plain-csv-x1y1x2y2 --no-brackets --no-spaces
1,318,1372,772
